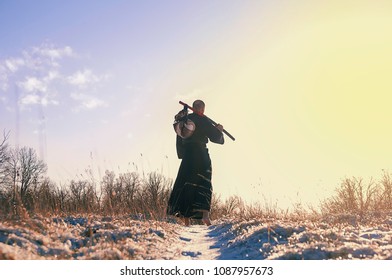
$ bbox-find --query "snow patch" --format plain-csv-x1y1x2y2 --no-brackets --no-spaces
1,215,392,260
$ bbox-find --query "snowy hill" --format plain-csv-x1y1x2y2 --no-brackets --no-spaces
1,214,392,260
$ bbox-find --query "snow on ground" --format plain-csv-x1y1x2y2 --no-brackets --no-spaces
1,214,392,260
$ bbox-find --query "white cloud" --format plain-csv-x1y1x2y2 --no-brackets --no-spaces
70,92,107,111
20,94,40,105
15,71,61,108
19,93,58,107
0,43,74,93
44,70,60,82
32,45,73,60
1,42,111,112
0,64,9,91
84,98,105,109
19,76,47,93
41,96,59,106
68,69,99,87
4,58,25,73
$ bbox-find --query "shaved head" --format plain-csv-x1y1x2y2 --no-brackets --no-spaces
193,100,205,113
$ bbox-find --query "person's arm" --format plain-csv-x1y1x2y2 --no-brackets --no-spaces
204,118,224,144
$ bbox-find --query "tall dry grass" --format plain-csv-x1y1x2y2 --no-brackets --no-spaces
2,169,392,223
320,171,392,217
1,139,392,223
0,168,172,220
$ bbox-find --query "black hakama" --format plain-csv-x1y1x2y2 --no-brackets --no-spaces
167,144,212,218
167,113,224,219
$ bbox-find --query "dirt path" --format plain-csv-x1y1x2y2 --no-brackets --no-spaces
175,225,220,260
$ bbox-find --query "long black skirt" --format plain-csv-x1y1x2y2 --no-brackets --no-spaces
167,144,212,219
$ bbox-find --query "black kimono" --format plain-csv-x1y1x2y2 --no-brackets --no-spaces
167,113,224,219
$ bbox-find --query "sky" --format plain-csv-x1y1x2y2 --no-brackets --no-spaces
1,0,392,209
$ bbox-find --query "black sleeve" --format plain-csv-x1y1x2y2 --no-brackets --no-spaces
175,135,184,159
203,118,224,145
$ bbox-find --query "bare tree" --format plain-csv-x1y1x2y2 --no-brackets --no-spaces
68,179,97,213
6,146,47,207
101,170,116,213
0,131,10,186
139,172,172,219
19,147,47,199
118,172,141,210
7,147,20,203
54,184,70,213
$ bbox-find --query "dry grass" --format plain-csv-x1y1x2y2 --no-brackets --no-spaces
1,140,392,223
0,169,172,221
320,171,392,218
2,169,392,224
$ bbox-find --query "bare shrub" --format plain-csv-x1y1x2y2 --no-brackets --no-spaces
378,172,392,210
0,132,10,215
212,195,245,218
24,177,53,213
68,179,98,213
98,170,171,219
101,170,117,213
57,184,70,213
0,187,10,215
0,131,10,186
136,172,172,220
119,172,141,212
210,194,283,221
320,176,385,217
209,193,223,220
100,171,142,215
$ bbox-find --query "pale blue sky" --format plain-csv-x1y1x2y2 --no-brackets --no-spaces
0,0,256,199
2,1,392,209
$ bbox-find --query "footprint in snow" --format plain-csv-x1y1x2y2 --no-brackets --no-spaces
181,251,201,257
180,237,192,242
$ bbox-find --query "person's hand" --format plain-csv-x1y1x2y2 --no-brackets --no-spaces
216,124,224,132
175,109,187,121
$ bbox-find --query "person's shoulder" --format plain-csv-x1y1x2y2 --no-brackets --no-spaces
189,113,202,120
190,113,209,124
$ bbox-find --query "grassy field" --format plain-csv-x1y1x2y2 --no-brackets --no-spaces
1,141,392,260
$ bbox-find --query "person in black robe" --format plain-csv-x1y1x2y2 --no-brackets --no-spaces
167,100,224,226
